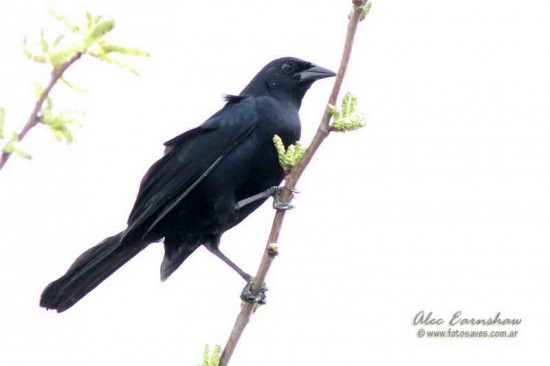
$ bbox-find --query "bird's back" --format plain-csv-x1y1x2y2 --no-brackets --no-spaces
159,94,302,238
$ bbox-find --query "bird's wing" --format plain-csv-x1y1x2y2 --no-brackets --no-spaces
125,96,257,238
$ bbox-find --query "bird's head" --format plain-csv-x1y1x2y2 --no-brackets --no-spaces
241,57,336,107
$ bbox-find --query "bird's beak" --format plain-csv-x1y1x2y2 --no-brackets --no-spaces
297,64,337,82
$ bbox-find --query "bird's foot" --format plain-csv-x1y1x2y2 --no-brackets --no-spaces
235,186,280,210
240,277,268,305
273,187,299,210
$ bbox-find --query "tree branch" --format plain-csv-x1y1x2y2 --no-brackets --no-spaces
219,1,369,364
0,52,82,171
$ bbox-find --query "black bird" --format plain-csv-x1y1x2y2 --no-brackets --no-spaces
40,57,335,312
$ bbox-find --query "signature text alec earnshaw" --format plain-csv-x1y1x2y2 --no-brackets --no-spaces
413,311,522,326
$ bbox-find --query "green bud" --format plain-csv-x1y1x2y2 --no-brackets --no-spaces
88,19,115,43
39,29,49,53
200,344,222,366
3,133,31,160
327,103,341,120
267,242,279,256
53,34,65,47
272,135,307,171
329,92,367,132
360,2,372,21
41,109,82,144
349,1,371,21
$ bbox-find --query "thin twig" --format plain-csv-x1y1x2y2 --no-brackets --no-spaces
219,1,368,364
0,52,82,171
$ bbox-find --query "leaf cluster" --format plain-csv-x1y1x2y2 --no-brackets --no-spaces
328,92,366,132
0,108,30,159
199,344,222,366
34,84,81,144
272,135,307,172
25,9,149,74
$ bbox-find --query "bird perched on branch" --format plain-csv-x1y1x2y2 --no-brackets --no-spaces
40,57,335,312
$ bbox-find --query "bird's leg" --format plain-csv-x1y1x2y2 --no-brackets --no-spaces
234,186,298,211
204,242,267,305
204,242,251,281
234,186,279,210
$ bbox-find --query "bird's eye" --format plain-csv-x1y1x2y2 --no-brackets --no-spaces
281,62,295,75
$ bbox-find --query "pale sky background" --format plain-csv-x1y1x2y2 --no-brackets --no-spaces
1,0,549,365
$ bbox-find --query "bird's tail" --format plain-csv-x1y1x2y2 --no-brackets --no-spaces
40,232,149,312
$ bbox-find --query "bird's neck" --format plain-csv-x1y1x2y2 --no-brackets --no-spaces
240,81,313,110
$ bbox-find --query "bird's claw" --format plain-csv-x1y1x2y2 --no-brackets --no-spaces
272,187,299,210
240,277,268,305
273,201,294,210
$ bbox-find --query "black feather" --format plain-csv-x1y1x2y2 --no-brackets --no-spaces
40,57,334,312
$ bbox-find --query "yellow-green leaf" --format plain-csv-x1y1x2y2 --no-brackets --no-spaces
53,34,65,47
199,344,221,366
360,2,372,21
272,135,306,170
49,8,80,32
39,29,49,52
2,132,31,159
329,92,367,132
60,77,87,92
87,19,115,44
101,44,150,56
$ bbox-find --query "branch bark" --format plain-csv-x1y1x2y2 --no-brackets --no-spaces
0,52,82,171
220,1,369,364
